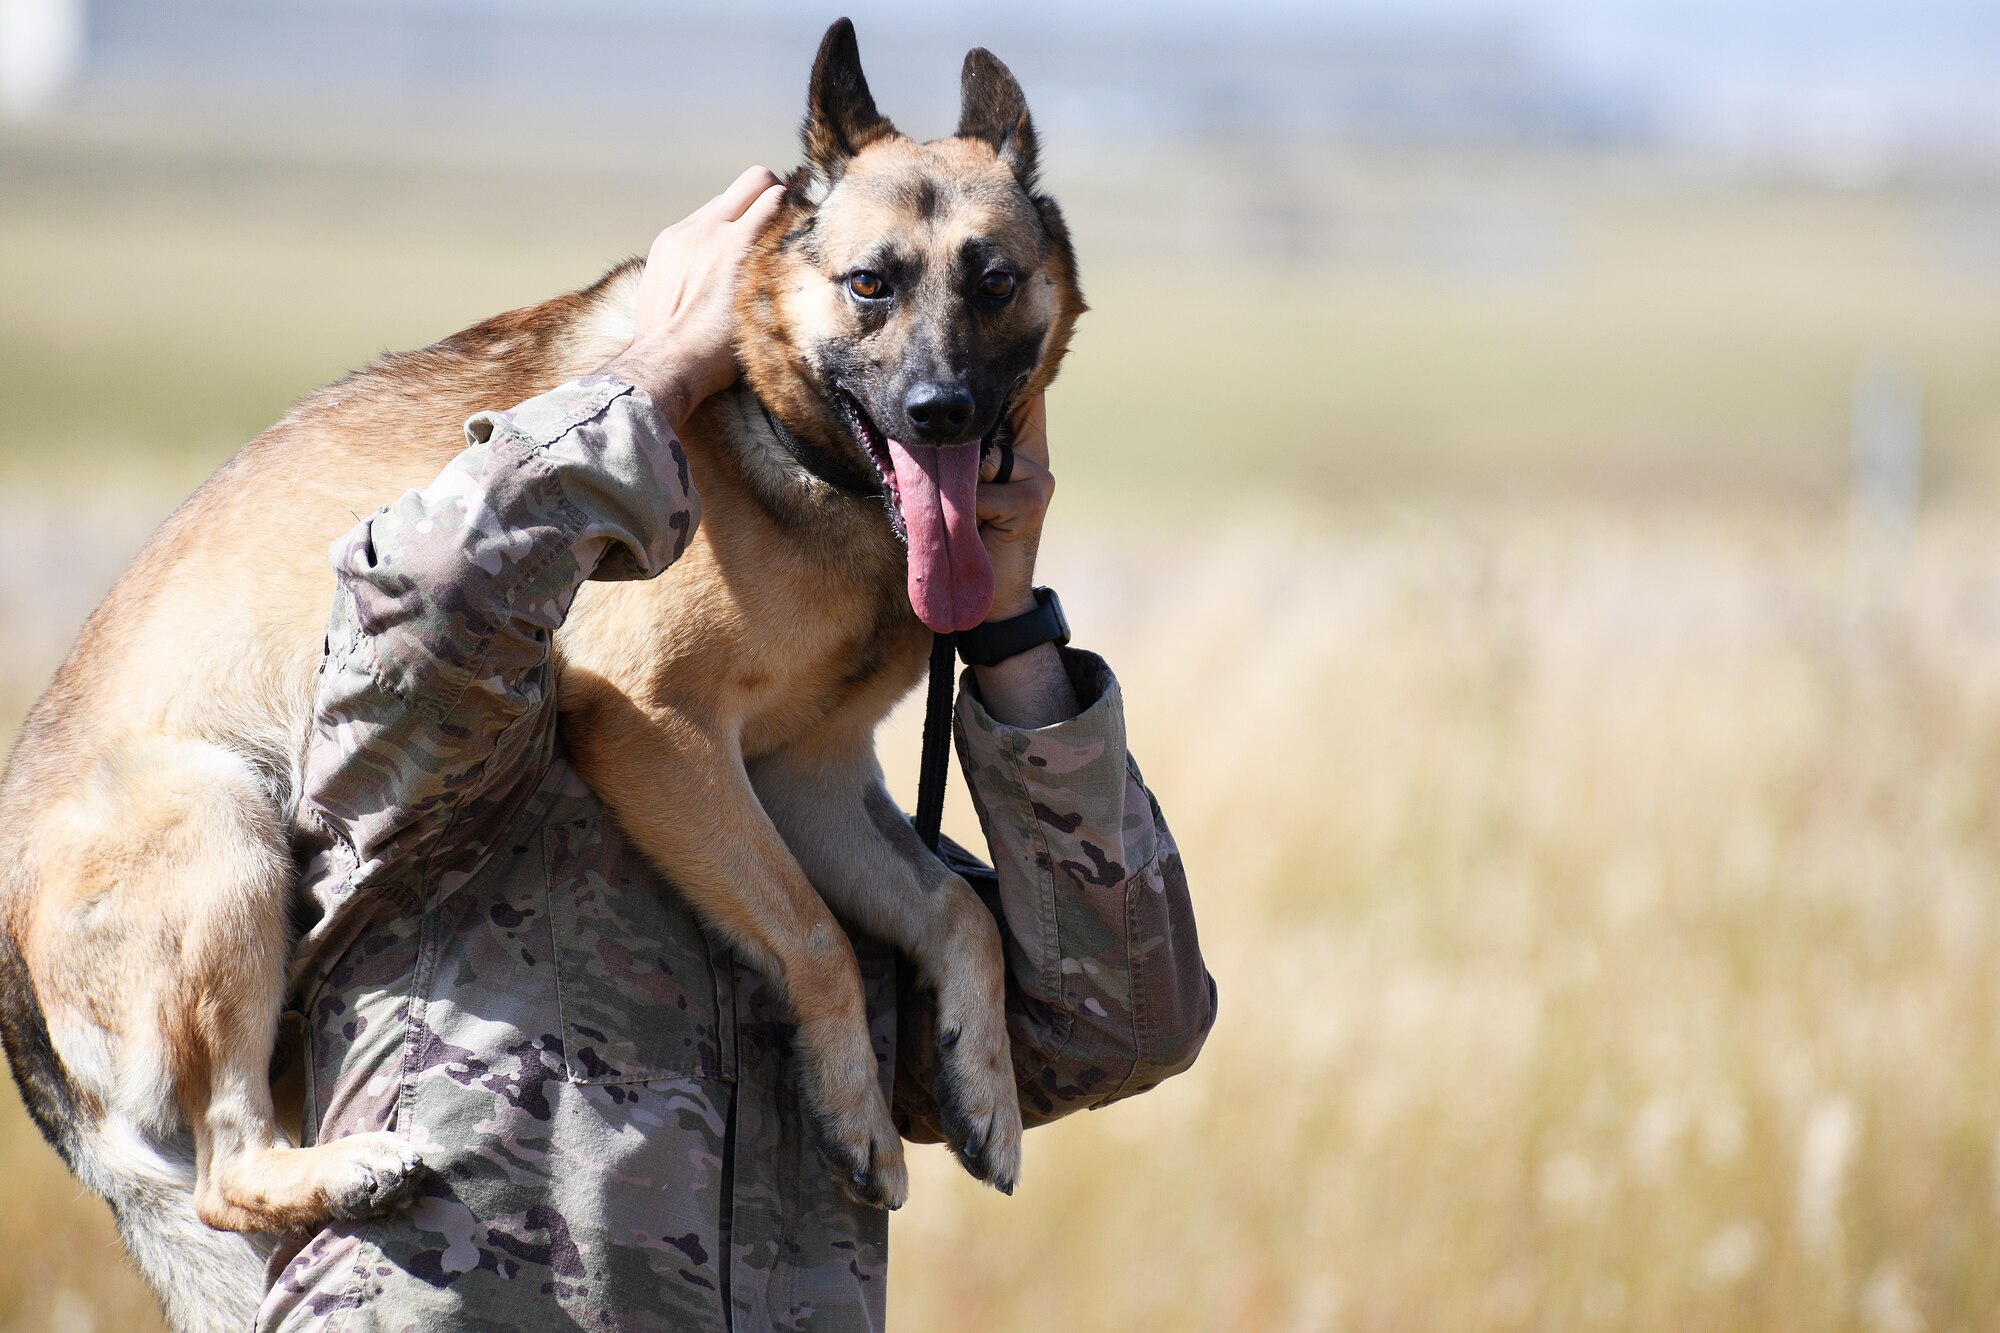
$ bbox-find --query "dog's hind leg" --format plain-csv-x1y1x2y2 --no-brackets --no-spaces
24,738,424,1253
750,742,1023,1195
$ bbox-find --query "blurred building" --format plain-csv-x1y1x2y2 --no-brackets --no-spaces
0,0,83,117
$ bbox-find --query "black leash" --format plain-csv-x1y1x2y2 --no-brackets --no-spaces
913,633,955,852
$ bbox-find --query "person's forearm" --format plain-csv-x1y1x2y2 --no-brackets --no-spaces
598,356,704,435
952,651,1218,1120
306,379,697,890
968,641,1080,727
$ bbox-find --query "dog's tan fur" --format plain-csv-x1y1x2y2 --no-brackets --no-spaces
0,21,1082,1330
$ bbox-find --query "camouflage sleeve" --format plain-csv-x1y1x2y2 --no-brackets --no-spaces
301,376,698,903
945,648,1216,1125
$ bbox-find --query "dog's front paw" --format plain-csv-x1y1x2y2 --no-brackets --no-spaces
805,1055,908,1210
321,1132,428,1220
933,1028,1024,1196
814,1100,908,1210
799,1016,909,1209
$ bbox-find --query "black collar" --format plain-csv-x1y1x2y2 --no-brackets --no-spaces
758,401,883,499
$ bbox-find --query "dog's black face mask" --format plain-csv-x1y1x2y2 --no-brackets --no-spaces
737,20,1085,632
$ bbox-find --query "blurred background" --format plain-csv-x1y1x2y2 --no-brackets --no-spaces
3,0,2000,1328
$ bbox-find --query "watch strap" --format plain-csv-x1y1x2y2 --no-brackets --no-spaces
954,587,1070,667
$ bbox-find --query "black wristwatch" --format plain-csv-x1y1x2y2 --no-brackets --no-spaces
954,587,1070,667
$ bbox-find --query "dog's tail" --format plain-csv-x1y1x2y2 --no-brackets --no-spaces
0,907,86,1166
0,922,270,1333
86,1125,274,1333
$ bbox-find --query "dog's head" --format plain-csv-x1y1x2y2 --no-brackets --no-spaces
737,18,1085,633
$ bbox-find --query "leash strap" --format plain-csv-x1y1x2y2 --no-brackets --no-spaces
913,633,955,852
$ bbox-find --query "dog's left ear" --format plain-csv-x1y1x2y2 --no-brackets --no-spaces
803,18,895,185
958,48,1038,191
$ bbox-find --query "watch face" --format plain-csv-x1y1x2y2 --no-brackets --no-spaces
1042,588,1070,644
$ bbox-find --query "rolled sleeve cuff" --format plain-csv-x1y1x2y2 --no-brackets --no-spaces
954,648,1161,899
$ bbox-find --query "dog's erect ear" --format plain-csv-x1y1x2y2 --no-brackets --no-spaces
802,18,894,183
958,47,1038,190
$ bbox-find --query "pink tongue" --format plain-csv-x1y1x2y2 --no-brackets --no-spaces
885,438,994,633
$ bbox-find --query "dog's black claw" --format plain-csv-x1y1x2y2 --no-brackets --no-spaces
997,1176,1016,1197
818,1132,904,1210
955,1133,993,1183
818,1144,859,1185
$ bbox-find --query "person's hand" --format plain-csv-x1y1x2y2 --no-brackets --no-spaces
602,165,786,431
968,393,1078,726
976,393,1054,622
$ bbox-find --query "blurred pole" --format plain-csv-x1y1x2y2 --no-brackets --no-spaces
1848,359,1921,543
1845,359,1921,629
0,0,82,120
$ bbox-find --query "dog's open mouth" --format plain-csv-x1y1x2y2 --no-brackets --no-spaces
834,390,905,534
835,389,995,634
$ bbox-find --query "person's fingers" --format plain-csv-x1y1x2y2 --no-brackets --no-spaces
975,453,1055,525
712,165,783,222
1009,393,1050,468
733,180,788,237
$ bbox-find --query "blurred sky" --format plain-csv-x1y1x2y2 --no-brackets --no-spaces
3,0,1997,180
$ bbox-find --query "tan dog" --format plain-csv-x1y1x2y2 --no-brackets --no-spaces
0,20,1083,1330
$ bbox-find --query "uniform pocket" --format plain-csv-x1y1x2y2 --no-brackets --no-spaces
544,815,733,1084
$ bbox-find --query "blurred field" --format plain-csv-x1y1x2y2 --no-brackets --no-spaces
878,506,2000,1333
4,130,2000,1331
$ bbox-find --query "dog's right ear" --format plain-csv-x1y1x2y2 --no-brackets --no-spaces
958,47,1038,191
801,18,894,186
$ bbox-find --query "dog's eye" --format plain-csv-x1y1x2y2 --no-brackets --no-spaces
979,271,1016,301
848,271,886,300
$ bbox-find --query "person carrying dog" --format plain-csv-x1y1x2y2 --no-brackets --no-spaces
254,167,1216,1330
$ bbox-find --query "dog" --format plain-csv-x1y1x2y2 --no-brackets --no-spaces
0,19,1084,1329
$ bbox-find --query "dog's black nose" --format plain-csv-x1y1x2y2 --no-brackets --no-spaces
902,383,975,442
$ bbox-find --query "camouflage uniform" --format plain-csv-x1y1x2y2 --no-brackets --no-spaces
256,377,1216,1332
